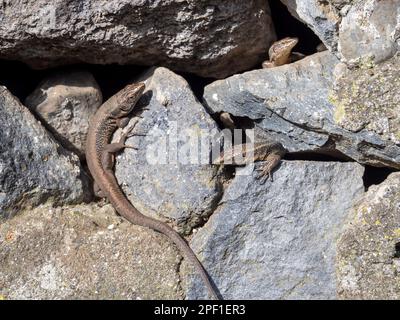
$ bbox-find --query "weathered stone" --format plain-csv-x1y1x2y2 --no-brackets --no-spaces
280,0,340,52
203,51,400,169
331,53,400,145
280,0,399,67
0,203,182,299
0,0,276,78
183,161,364,299
25,70,102,158
0,86,89,219
338,0,400,66
114,67,223,235
337,172,400,300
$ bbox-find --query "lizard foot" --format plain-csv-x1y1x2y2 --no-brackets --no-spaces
255,166,273,183
255,153,283,183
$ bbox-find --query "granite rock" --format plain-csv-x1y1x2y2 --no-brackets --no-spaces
0,86,89,219
114,67,224,235
203,51,400,169
183,161,364,299
0,0,275,78
0,203,183,299
337,172,400,300
280,0,399,67
25,70,102,158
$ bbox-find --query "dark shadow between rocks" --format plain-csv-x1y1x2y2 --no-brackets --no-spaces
269,0,322,55
363,166,397,190
394,242,400,259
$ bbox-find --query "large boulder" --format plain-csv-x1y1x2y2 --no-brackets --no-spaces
0,203,183,299
0,86,89,219
25,70,102,158
0,0,276,78
183,161,365,299
280,0,399,67
337,172,400,300
114,67,224,235
203,51,400,169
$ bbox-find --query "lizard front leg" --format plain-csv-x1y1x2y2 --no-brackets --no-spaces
256,152,283,183
101,119,144,172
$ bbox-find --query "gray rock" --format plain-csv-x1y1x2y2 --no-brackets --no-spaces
338,0,399,66
0,0,276,78
114,67,223,235
337,172,400,300
183,161,365,299
331,53,400,147
25,70,102,158
0,86,89,219
280,0,340,52
280,0,399,67
203,51,400,168
0,203,183,299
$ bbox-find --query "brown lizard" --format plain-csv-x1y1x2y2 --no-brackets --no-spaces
214,141,287,182
262,37,300,68
86,82,219,300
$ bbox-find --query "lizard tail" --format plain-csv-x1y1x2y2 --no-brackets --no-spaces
113,197,220,299
149,217,220,300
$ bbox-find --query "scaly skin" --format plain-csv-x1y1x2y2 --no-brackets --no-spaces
262,37,299,68
214,142,287,181
86,83,219,300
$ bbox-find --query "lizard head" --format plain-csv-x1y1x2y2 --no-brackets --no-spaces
112,82,146,117
269,37,298,63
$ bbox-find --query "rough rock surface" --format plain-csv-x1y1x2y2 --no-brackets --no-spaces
25,70,102,158
331,53,400,146
280,0,399,67
203,51,400,169
115,67,223,235
0,86,89,219
337,172,400,300
0,203,183,299
183,161,365,299
338,0,399,66
0,0,275,78
280,0,340,52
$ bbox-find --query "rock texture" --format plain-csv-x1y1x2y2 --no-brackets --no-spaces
203,51,400,169
280,0,340,52
25,70,102,158
0,203,182,299
331,53,400,147
183,161,365,299
115,67,223,235
0,0,275,78
0,86,89,219
337,172,400,300
280,0,399,67
338,0,399,66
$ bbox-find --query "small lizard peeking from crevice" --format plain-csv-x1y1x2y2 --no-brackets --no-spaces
214,141,287,182
262,37,303,68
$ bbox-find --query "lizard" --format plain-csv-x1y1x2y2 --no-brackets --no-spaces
214,141,287,182
218,38,301,130
85,82,219,300
218,38,302,131
262,37,302,69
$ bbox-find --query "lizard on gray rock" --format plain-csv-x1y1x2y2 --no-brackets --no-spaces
262,37,302,68
214,141,287,182
86,82,219,300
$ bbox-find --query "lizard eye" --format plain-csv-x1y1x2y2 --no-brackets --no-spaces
120,103,133,112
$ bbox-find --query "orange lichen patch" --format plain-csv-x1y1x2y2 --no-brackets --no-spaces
5,231,14,242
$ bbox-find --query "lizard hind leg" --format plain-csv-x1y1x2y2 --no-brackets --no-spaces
93,182,107,198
